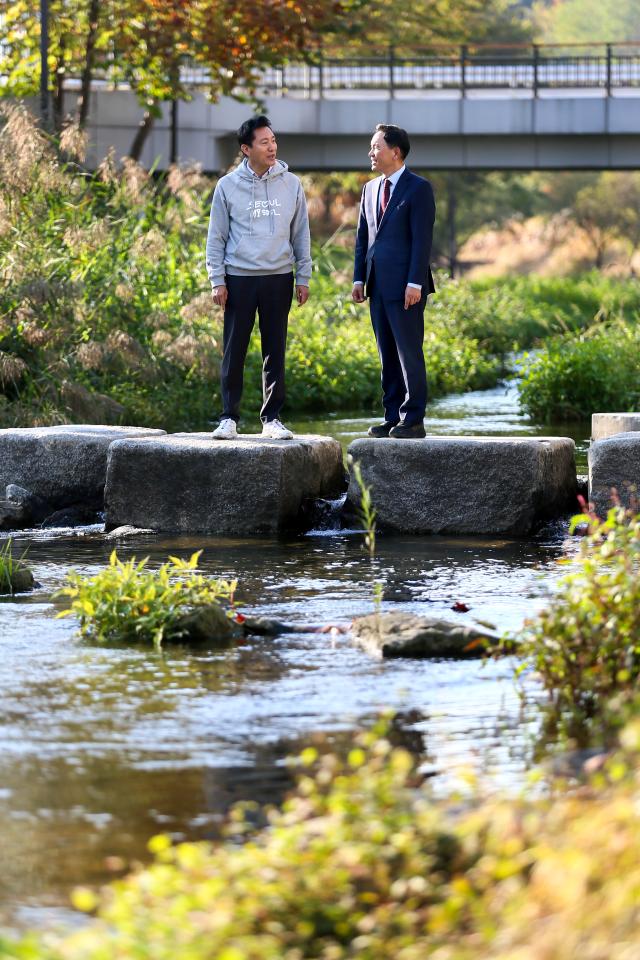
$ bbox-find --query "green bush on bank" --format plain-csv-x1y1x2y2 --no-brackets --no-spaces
433,272,640,364
518,319,640,421
4,718,640,960
509,506,640,746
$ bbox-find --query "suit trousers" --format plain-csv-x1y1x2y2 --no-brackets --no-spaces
221,272,293,423
368,271,428,426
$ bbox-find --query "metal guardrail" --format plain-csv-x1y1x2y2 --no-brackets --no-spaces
3,40,640,98
179,43,640,98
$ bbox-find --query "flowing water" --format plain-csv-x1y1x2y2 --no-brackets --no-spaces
0,383,590,929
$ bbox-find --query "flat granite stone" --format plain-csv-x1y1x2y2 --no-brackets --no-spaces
0,425,166,509
589,431,640,516
347,436,577,536
104,433,346,535
592,413,640,441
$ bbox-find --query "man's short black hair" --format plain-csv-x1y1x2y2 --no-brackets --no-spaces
238,115,273,148
375,123,411,160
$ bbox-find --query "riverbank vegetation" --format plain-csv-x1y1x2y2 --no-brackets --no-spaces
518,318,640,421
3,713,640,960
2,105,640,430
507,505,640,748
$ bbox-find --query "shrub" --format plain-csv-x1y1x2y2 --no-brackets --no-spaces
509,506,640,745
56,550,236,646
518,319,640,421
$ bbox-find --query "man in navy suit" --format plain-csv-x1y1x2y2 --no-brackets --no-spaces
352,124,436,438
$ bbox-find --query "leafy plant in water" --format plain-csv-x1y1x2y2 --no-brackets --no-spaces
0,539,30,595
56,550,236,647
508,504,640,746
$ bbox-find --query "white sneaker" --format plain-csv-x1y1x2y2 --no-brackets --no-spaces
261,419,293,440
212,418,238,440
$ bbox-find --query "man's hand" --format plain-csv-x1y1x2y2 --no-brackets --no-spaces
296,285,309,306
212,285,228,307
352,283,366,303
404,285,421,310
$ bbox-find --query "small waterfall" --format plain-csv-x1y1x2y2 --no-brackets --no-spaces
303,494,348,533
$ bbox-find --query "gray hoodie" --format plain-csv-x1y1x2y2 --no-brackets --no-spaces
206,158,312,288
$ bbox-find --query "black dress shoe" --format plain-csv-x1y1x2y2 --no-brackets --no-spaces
367,421,398,438
389,422,426,439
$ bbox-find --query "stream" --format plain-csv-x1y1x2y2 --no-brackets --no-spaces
0,382,590,929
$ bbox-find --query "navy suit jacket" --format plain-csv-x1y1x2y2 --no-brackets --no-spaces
353,168,436,300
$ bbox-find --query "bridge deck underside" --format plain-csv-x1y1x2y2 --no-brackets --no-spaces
21,88,640,171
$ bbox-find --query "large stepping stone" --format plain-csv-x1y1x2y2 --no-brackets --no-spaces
346,436,577,536
589,432,640,516
0,425,166,511
104,433,346,535
592,413,640,441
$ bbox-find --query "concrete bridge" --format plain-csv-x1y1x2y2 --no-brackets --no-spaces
45,44,640,170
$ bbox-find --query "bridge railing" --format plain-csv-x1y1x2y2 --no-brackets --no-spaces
4,40,640,99
179,42,640,98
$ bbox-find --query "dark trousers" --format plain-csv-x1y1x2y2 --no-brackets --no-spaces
368,272,428,426
221,272,293,423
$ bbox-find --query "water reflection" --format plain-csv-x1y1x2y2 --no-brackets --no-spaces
289,381,590,471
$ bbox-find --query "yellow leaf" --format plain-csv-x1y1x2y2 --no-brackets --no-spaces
70,887,98,912
148,834,171,854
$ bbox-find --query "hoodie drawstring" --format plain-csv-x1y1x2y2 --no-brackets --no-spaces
265,179,274,236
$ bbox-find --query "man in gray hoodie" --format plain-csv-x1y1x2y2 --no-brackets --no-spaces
206,115,312,440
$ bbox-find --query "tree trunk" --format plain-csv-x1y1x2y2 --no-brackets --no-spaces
53,67,65,132
170,98,178,164
447,173,457,278
169,63,180,164
128,107,157,162
77,0,100,128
